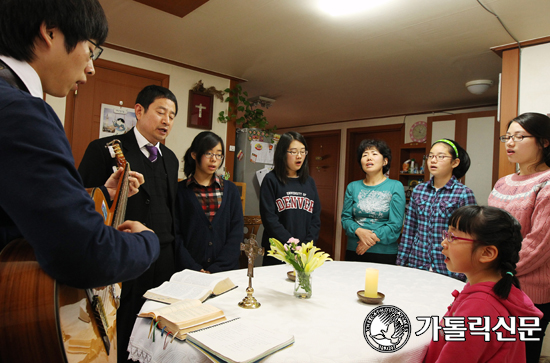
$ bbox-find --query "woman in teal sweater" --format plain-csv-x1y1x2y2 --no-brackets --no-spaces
341,139,406,264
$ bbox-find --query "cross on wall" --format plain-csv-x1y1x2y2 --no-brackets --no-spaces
195,103,206,118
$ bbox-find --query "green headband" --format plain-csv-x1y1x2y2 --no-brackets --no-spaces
435,139,458,157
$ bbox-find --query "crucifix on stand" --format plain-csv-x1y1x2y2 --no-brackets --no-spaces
238,234,264,309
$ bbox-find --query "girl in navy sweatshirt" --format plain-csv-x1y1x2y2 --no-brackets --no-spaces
260,131,321,266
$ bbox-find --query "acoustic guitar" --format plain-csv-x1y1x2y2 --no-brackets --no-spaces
0,140,130,363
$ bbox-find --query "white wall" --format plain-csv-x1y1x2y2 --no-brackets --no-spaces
46,47,231,180
518,40,550,359
466,116,495,206
519,42,550,115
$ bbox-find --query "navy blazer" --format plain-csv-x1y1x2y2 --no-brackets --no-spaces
0,78,160,289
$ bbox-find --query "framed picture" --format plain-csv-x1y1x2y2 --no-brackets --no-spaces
187,90,213,130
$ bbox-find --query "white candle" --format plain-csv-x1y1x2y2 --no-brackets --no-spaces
364,268,379,298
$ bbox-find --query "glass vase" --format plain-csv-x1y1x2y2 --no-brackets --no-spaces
294,270,312,299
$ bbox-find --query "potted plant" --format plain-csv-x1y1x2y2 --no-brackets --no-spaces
217,84,276,132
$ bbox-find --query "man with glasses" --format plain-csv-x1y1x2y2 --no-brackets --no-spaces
79,84,180,361
0,0,160,288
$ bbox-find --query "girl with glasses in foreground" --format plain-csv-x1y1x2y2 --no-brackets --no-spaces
424,205,542,363
397,139,476,280
260,131,321,266
175,131,244,273
488,112,550,363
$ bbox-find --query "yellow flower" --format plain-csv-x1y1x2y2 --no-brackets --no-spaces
268,238,332,273
268,238,290,263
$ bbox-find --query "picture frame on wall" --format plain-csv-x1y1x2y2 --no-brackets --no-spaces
187,90,213,130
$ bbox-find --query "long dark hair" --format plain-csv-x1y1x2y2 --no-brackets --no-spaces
431,139,470,179
183,131,224,177
356,139,392,175
508,112,550,168
448,205,522,299
273,131,310,185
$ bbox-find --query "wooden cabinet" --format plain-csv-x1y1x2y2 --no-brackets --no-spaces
398,143,428,200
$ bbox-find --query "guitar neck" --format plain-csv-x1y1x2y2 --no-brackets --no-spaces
106,140,130,229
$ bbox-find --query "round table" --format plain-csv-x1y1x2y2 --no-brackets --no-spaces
129,261,465,362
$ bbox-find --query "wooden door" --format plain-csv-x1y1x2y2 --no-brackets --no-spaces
303,131,340,258
64,59,170,167
342,124,403,259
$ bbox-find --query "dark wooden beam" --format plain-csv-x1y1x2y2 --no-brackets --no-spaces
134,0,209,18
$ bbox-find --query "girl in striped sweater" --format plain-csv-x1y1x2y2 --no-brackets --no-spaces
488,112,550,363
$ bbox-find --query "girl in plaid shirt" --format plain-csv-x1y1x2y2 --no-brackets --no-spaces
397,139,476,280
175,131,244,273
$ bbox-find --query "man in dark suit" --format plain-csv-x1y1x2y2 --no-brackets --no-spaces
0,0,159,288
79,85,180,362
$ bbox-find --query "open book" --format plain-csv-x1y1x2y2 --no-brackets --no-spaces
137,299,226,340
143,269,237,303
187,318,295,363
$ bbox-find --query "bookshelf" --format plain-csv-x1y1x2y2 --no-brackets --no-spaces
398,143,428,200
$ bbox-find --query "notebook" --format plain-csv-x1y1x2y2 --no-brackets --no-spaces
186,318,295,363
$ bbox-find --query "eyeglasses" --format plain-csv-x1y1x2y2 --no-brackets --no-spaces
287,149,308,156
426,154,453,161
87,39,103,61
499,135,535,143
204,152,224,160
442,230,476,243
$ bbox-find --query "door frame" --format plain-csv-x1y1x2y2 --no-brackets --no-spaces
302,130,341,259
63,59,170,148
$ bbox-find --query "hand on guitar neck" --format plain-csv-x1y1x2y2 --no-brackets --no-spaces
104,167,145,200
104,166,153,234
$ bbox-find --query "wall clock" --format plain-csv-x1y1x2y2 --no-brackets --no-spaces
410,121,427,143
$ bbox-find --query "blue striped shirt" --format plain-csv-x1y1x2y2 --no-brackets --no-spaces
396,176,477,281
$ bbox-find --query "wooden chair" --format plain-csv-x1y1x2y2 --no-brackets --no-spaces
233,182,246,214
239,215,262,269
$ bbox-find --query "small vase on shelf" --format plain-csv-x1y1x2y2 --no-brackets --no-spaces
294,270,312,299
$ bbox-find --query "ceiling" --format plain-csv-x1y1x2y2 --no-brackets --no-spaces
99,0,550,130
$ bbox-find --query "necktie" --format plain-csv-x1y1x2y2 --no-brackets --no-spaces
145,145,158,162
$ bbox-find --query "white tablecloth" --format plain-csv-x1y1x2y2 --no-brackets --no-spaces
128,262,465,363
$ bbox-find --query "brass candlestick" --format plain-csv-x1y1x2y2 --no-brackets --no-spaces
238,234,264,309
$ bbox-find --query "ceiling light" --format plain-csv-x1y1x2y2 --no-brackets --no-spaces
318,0,389,16
465,79,493,95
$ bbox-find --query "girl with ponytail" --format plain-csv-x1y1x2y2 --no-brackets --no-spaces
397,138,476,280
488,112,550,363
424,205,542,363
